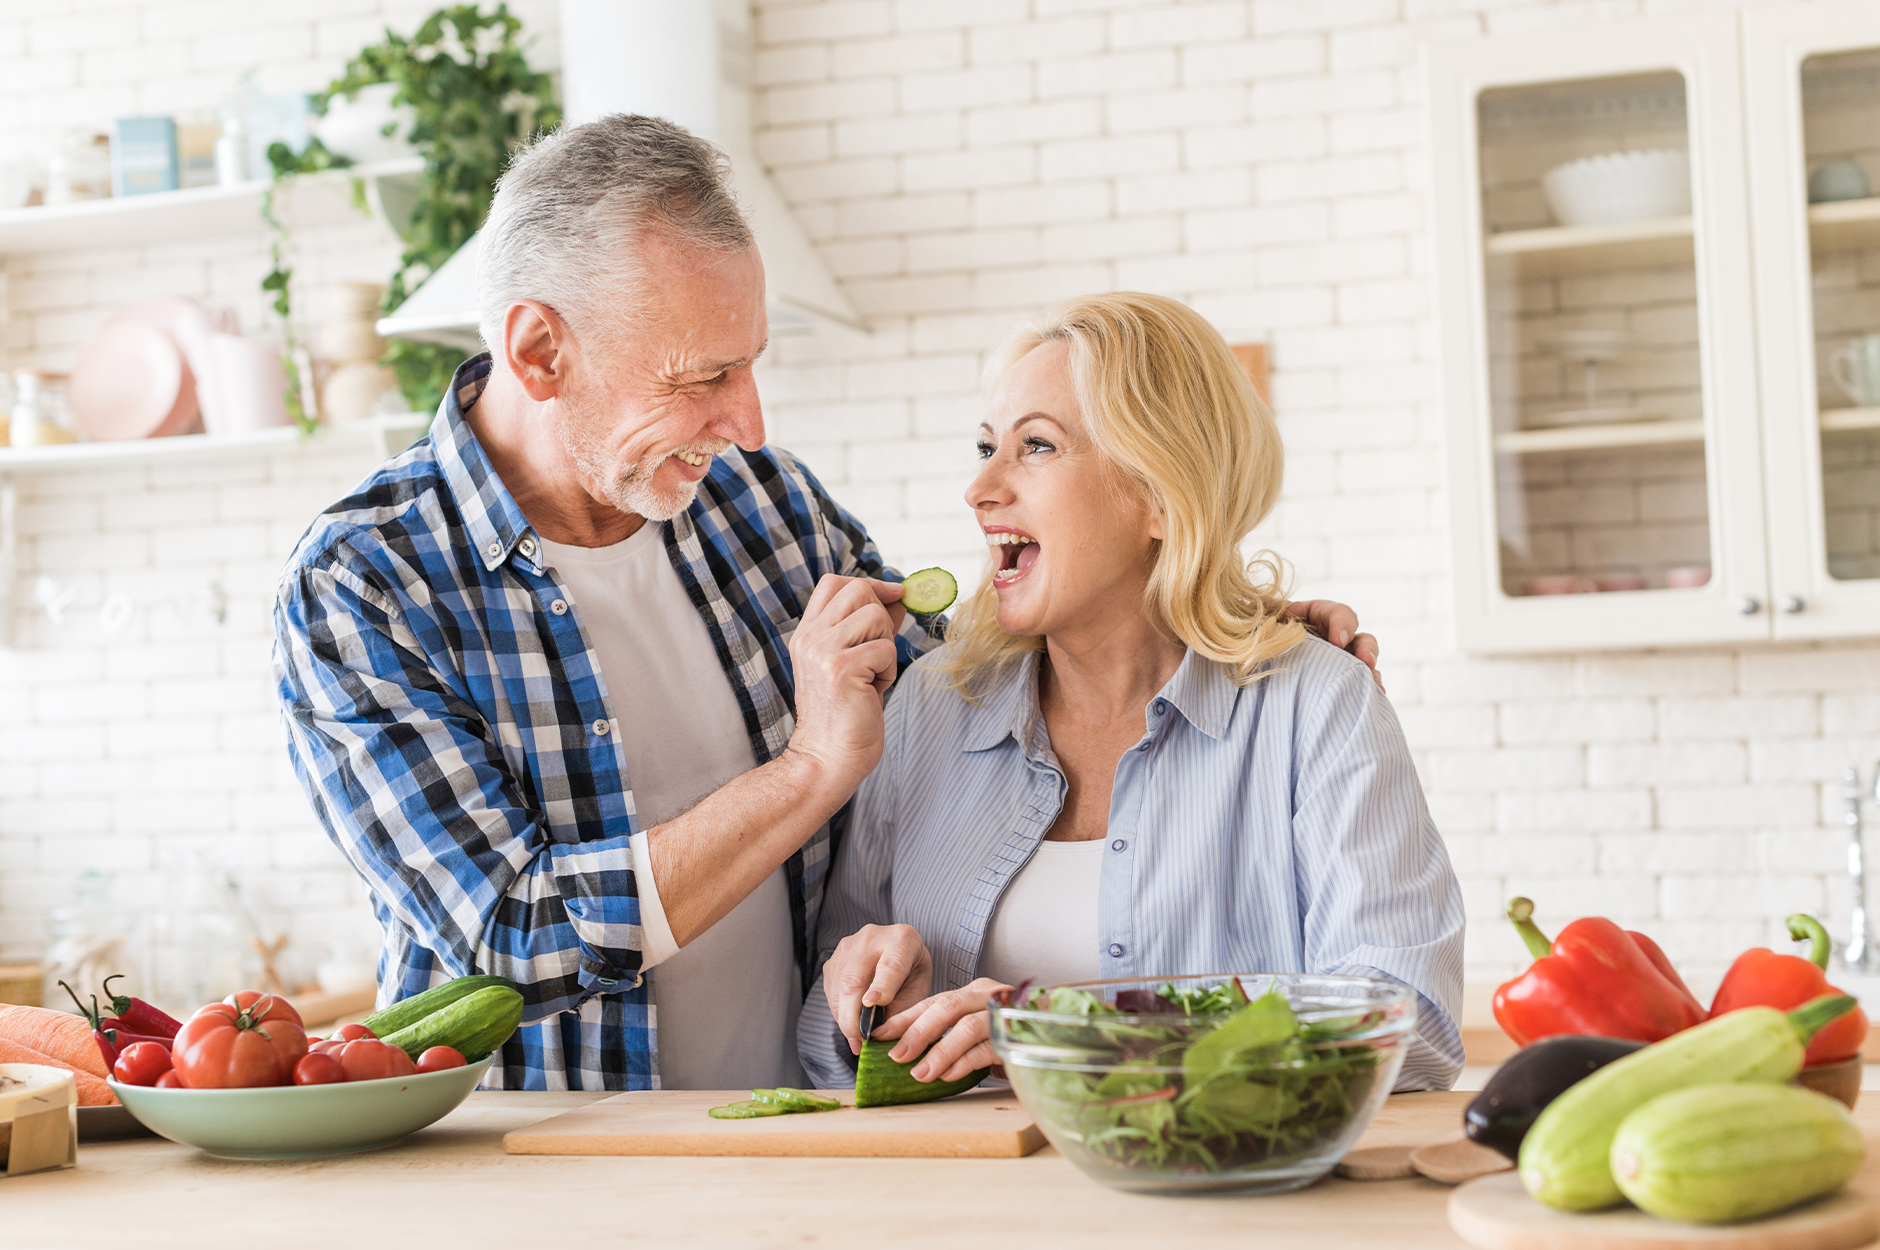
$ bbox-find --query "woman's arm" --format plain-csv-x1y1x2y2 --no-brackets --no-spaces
1288,643,1466,1090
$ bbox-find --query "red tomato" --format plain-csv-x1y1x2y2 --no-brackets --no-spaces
333,1022,376,1041
112,1041,174,1086
334,1039,418,1083
219,990,304,1028
415,1046,466,1073
173,999,308,1088
293,1052,346,1086
309,1038,346,1057
155,1070,185,1089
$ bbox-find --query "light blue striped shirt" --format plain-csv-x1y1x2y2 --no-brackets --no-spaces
797,637,1466,1091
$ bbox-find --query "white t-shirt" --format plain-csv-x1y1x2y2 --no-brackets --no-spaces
539,526,805,1090
976,838,1105,989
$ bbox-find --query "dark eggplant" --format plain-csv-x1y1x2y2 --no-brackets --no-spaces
1464,1034,1647,1160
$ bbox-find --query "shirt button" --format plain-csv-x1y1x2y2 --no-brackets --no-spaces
592,719,610,736
486,541,502,559
1153,699,1168,715
1110,839,1126,852
1108,943,1125,958
519,537,536,557
550,599,568,615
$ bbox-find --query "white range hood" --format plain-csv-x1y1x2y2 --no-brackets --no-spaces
376,0,863,351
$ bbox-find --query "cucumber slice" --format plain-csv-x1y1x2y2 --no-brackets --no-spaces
753,1087,840,1111
708,1099,790,1119
900,567,958,616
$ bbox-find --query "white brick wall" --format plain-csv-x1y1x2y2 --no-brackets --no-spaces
1,0,1878,1010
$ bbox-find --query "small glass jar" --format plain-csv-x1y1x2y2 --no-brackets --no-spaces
11,370,77,446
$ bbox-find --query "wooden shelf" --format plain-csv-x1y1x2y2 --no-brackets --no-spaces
1494,417,1706,454
1809,197,1880,253
0,158,422,255
1484,215,1695,277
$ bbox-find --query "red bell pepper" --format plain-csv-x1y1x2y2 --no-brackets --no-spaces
1709,915,1869,1066
1492,898,1708,1047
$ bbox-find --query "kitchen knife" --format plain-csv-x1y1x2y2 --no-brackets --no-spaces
840,1001,886,1075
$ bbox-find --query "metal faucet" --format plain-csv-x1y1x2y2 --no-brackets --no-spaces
1847,766,1877,974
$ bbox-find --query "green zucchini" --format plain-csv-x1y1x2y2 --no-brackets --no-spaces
854,1037,988,1108
1610,1083,1863,1223
381,984,525,1062
899,568,957,616
358,974,520,1040
1519,995,1856,1212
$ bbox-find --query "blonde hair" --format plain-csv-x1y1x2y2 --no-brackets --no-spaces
938,292,1305,692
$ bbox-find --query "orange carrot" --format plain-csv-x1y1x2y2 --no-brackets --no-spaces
0,1004,110,1079
0,1037,117,1105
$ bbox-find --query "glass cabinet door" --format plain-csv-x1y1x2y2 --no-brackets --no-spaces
1429,12,1768,652
1746,1,1880,638
1478,72,1714,601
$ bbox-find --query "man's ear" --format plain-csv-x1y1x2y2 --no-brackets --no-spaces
503,299,570,403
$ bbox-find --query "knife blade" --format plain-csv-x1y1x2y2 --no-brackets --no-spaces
858,1001,885,1048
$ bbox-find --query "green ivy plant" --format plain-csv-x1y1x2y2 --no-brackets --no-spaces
266,4,560,423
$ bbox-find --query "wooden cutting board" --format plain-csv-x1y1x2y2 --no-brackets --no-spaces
1449,1171,1879,1250
502,1088,1045,1159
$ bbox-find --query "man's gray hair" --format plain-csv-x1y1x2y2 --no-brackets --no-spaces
477,114,754,352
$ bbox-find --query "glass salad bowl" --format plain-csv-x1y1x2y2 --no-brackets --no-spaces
989,973,1416,1194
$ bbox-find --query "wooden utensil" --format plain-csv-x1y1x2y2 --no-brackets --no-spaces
1337,1144,1419,1180
1449,1171,1877,1250
1795,1057,1862,1110
1412,1134,1513,1185
504,1087,1043,1159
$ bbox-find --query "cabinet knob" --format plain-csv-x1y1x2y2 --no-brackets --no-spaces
1734,596,1762,615
1779,595,1806,614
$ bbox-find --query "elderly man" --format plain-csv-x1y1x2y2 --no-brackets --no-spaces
273,115,1375,1091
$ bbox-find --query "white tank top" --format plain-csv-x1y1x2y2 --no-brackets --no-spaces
976,838,1105,989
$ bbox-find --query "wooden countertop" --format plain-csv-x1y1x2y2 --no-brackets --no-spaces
7,1091,1879,1249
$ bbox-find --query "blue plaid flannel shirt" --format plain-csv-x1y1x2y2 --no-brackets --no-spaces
273,355,936,1090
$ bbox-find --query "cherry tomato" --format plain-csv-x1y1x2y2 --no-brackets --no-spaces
416,1046,466,1073
219,990,304,1028
155,1070,185,1089
173,998,308,1088
334,1039,418,1083
333,1022,376,1041
293,1052,346,1085
112,1041,174,1086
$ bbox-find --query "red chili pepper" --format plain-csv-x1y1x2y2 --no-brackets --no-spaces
1709,915,1869,1066
101,1028,174,1052
1491,898,1708,1047
61,980,123,1069
101,974,183,1040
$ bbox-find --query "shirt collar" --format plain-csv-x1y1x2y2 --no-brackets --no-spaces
956,645,1238,752
1157,647,1238,741
432,353,540,573
959,648,1047,754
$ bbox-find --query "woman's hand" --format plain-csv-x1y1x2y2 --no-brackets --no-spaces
873,977,1012,1083
823,923,934,1055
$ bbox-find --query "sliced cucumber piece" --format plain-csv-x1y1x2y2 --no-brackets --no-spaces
900,567,958,616
753,1087,840,1111
708,1099,790,1119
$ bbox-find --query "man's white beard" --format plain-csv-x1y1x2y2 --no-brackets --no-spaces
561,398,706,524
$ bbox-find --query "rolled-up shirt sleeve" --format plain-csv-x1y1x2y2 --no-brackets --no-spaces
275,551,649,1022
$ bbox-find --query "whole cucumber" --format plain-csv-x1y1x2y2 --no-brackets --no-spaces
1518,995,1856,1212
854,1038,989,1107
1611,1083,1863,1223
382,984,525,1062
359,974,520,1039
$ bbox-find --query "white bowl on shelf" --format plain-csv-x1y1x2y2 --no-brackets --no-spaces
1542,149,1691,228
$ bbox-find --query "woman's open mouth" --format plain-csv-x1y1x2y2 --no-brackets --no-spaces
987,528,1040,585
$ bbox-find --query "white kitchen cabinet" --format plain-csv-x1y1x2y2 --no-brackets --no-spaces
1427,6,1879,653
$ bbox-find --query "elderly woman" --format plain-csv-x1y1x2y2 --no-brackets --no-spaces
796,292,1464,1093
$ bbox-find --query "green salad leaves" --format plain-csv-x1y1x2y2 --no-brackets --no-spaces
997,979,1384,1176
